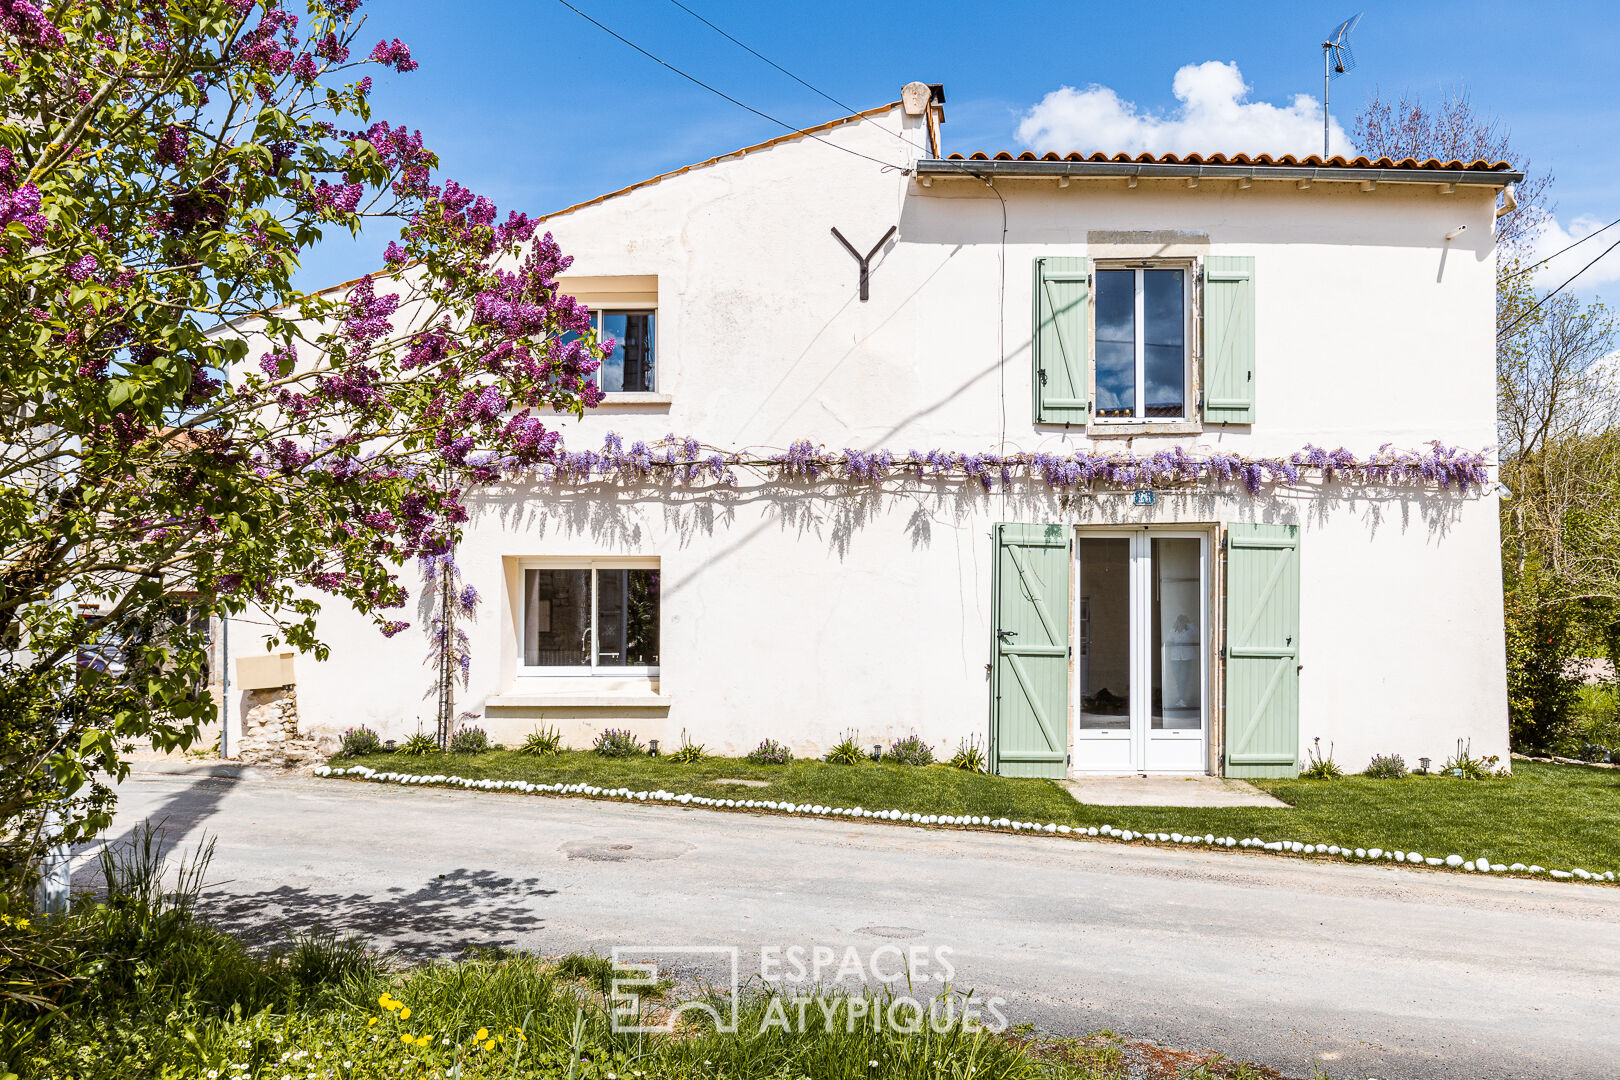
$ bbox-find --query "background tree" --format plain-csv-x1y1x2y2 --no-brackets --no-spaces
1357,89,1620,750
0,0,605,903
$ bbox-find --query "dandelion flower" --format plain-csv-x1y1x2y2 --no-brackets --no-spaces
379,994,393,1008
401,1034,413,1045
475,1028,489,1042
484,1039,496,1051
367,1017,379,1028
399,1007,411,1020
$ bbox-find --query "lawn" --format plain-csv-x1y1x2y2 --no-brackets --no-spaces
330,750,1620,877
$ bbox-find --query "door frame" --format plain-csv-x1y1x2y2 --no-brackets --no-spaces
1068,524,1219,776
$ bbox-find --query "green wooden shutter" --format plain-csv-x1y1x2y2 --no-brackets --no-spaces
1032,257,1090,424
1223,523,1300,778
991,523,1070,778
1202,256,1255,424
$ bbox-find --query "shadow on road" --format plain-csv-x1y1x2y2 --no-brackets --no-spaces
71,767,244,892
198,868,559,960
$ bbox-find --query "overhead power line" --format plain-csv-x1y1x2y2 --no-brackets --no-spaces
552,0,910,173
1520,214,1620,274
665,0,929,156
1501,231,1620,338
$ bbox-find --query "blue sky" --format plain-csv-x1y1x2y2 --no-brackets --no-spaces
302,0,1620,304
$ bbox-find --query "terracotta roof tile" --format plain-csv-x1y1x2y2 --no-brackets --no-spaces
944,150,1515,171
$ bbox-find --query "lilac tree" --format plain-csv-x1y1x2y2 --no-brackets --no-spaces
0,0,604,898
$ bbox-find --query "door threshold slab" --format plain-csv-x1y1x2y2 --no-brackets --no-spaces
1058,775,1290,808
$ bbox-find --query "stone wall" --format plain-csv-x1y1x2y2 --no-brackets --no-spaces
238,685,326,768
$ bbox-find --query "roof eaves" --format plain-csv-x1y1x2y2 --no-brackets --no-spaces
918,157,1524,187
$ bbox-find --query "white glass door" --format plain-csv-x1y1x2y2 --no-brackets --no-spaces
1074,532,1208,773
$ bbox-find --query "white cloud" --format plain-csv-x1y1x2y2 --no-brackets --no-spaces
1522,214,1620,292
1015,61,1353,158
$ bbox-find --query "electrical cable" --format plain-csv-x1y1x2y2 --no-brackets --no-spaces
553,0,910,173
1520,214,1620,274
665,0,931,157
1500,231,1620,338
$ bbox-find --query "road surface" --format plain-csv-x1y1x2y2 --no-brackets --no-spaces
83,765,1620,1080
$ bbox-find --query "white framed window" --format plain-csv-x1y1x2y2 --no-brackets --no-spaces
519,558,660,676
566,309,656,393
1093,262,1194,422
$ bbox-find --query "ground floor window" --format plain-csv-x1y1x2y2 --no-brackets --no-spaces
521,560,659,674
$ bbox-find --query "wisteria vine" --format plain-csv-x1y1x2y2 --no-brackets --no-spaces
513,434,1491,496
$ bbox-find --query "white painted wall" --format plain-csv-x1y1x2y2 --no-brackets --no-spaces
280,100,1510,771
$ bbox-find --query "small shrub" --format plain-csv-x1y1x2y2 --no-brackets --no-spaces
1301,737,1342,779
1443,738,1503,779
886,734,934,767
824,729,866,766
1578,742,1614,764
670,730,706,764
517,725,565,756
593,728,644,758
337,725,381,757
947,736,987,773
1363,753,1408,779
398,732,439,756
746,738,793,765
448,725,490,754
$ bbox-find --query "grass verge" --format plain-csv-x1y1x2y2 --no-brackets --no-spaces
329,750,1620,876
1,828,1304,1080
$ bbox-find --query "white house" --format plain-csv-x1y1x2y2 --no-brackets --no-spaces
249,82,1518,777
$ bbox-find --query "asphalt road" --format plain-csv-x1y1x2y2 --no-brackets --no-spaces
85,765,1620,1080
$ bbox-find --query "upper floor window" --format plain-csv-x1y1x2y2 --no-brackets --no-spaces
520,559,660,675
1094,266,1190,421
587,309,656,394
558,275,660,396
1033,254,1254,430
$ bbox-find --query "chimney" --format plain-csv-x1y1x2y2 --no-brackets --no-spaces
900,82,946,158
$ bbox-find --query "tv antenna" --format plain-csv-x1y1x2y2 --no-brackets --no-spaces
1322,13,1362,157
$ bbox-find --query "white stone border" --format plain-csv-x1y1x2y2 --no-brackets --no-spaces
312,764,1616,885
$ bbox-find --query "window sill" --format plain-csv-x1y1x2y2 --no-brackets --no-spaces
593,393,673,409
486,679,668,710
1083,420,1203,437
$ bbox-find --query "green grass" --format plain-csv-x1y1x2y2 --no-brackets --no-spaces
5,831,1162,1080
331,750,1620,876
